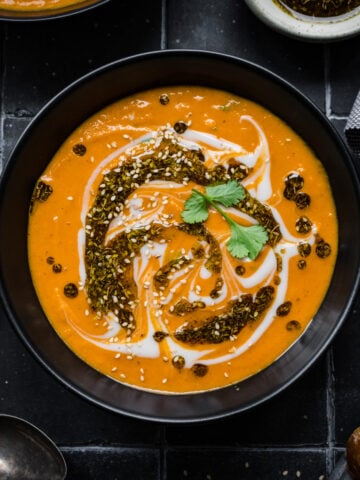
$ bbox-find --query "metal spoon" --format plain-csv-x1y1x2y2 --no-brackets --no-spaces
329,454,352,480
0,414,67,480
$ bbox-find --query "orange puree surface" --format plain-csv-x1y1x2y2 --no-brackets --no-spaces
28,86,338,394
0,0,90,12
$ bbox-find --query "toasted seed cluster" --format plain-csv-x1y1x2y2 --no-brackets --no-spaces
297,243,311,257
315,237,332,258
64,283,79,298
30,180,53,212
276,301,292,317
174,286,275,344
283,173,311,209
295,216,312,234
72,143,87,156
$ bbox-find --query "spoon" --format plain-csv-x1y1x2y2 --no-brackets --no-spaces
330,426,360,480
0,414,67,480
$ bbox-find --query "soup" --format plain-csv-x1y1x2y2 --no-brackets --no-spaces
28,86,337,394
0,0,92,12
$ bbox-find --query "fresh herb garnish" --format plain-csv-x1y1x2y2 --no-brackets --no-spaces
181,181,268,260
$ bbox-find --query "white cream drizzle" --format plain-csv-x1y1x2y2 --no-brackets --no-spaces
72,120,315,368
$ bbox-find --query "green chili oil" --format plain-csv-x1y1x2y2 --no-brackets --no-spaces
83,129,282,344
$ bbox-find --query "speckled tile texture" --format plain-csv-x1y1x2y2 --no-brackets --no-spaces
0,1,359,479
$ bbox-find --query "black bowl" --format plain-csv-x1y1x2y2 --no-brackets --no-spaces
0,50,359,423
0,0,110,21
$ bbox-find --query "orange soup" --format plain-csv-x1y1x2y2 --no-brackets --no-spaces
28,86,338,394
0,0,92,12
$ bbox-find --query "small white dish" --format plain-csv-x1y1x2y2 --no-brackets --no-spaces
244,0,360,42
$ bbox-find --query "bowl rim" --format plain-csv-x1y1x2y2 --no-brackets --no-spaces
1,49,360,423
0,0,110,21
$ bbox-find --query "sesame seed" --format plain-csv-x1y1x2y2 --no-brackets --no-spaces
162,378,168,384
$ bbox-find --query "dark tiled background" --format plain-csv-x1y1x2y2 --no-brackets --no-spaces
0,1,360,479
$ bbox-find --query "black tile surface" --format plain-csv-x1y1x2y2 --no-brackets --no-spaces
0,1,360,479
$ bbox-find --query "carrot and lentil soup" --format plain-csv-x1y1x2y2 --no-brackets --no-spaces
0,0,90,12
28,86,337,394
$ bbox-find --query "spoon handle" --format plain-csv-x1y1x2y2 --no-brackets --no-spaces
329,455,353,480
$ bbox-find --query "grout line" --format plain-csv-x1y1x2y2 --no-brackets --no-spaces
59,445,328,453
328,114,348,121
59,445,162,453
0,24,6,175
160,425,167,480
3,112,34,120
325,348,336,477
324,44,332,118
160,0,167,50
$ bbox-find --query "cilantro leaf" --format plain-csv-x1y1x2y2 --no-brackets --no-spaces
205,180,245,207
181,181,268,260
227,222,268,260
181,189,209,223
